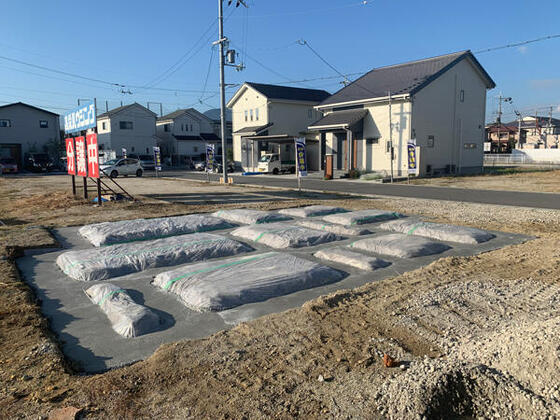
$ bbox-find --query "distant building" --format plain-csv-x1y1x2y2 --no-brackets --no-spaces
156,108,221,162
96,103,158,156
0,102,60,166
508,116,560,149
485,123,525,153
309,50,496,176
227,82,330,171
203,108,233,149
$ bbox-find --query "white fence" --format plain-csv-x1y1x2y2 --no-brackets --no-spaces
484,149,560,166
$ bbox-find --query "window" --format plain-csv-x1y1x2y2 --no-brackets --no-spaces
120,121,133,130
385,140,392,153
0,119,11,127
244,110,248,122
459,90,465,103
193,146,198,153
427,135,435,147
255,108,259,121
366,138,379,145
190,124,193,131
146,148,149,154
164,124,170,132
181,124,184,131
39,120,48,128
102,122,107,130
250,109,253,121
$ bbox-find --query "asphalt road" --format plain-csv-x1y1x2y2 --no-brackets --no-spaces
162,170,560,210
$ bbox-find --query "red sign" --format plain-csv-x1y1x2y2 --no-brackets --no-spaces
75,136,87,177
86,133,99,178
65,138,75,175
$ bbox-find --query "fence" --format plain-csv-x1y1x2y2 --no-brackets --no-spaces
484,149,560,166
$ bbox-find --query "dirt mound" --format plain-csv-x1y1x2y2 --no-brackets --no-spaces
375,359,556,418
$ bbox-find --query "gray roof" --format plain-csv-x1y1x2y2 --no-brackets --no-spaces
245,82,330,103
98,103,155,119
0,102,59,116
203,108,232,122
309,109,368,130
319,51,496,107
233,122,273,135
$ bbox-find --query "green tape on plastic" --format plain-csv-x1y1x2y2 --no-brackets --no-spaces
163,253,273,290
98,289,125,306
253,226,299,242
407,223,425,235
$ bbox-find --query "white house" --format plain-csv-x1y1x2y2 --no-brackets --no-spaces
0,102,60,166
156,108,222,160
309,50,496,176
227,82,330,172
96,103,157,156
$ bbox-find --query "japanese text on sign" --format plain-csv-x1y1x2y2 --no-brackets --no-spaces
65,138,75,175
294,137,307,177
407,139,417,175
75,136,87,177
153,146,162,171
63,102,96,133
206,144,215,172
86,133,99,178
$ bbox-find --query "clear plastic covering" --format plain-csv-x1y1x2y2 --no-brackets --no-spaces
152,252,346,311
211,209,291,225
314,247,390,271
85,283,160,338
57,233,253,282
323,209,403,225
379,219,495,244
295,219,372,236
230,223,341,249
349,233,451,258
278,205,347,218
79,214,234,247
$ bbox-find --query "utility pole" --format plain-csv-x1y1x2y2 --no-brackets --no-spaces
388,91,393,183
548,106,553,148
495,95,512,153
218,0,228,184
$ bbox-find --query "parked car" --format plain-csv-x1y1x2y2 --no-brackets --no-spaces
194,159,206,171
138,154,156,170
24,153,54,172
99,158,143,178
0,157,18,174
213,156,235,173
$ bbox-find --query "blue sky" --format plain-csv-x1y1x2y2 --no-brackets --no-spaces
0,0,559,123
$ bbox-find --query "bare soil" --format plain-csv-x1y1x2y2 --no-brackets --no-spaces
1,174,559,419
408,168,560,193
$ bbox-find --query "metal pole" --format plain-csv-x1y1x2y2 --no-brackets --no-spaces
518,115,522,149
218,0,228,184
389,91,394,183
295,140,301,192
72,175,76,196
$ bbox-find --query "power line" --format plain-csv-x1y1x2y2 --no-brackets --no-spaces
297,39,350,85
230,1,371,18
474,34,560,54
198,46,217,102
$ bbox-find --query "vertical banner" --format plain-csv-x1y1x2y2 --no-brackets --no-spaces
206,143,215,172
75,136,87,177
407,139,417,175
122,148,127,158
86,133,99,178
153,146,162,171
295,137,307,177
65,138,76,175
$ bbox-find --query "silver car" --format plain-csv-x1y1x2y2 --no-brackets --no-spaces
100,158,143,178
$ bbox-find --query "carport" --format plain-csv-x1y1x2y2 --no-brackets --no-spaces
241,134,320,173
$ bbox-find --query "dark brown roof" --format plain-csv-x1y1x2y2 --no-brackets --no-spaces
309,109,368,130
319,50,496,107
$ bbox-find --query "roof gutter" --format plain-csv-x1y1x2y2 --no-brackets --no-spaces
315,93,410,110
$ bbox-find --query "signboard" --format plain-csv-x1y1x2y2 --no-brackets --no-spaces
153,146,162,171
407,139,417,175
75,136,87,177
86,133,99,178
206,144,215,172
122,148,127,158
295,137,307,177
65,138,76,175
63,101,96,133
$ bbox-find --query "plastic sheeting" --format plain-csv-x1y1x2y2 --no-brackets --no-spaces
314,247,390,271
379,219,495,244
211,209,291,225
349,233,451,258
79,214,234,247
295,219,372,236
85,283,160,338
152,252,346,311
230,223,341,249
278,205,347,218
57,233,253,282
323,209,403,225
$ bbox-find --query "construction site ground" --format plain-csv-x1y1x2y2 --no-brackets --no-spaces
1,174,559,419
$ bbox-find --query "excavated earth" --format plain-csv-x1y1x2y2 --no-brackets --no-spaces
0,175,559,419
